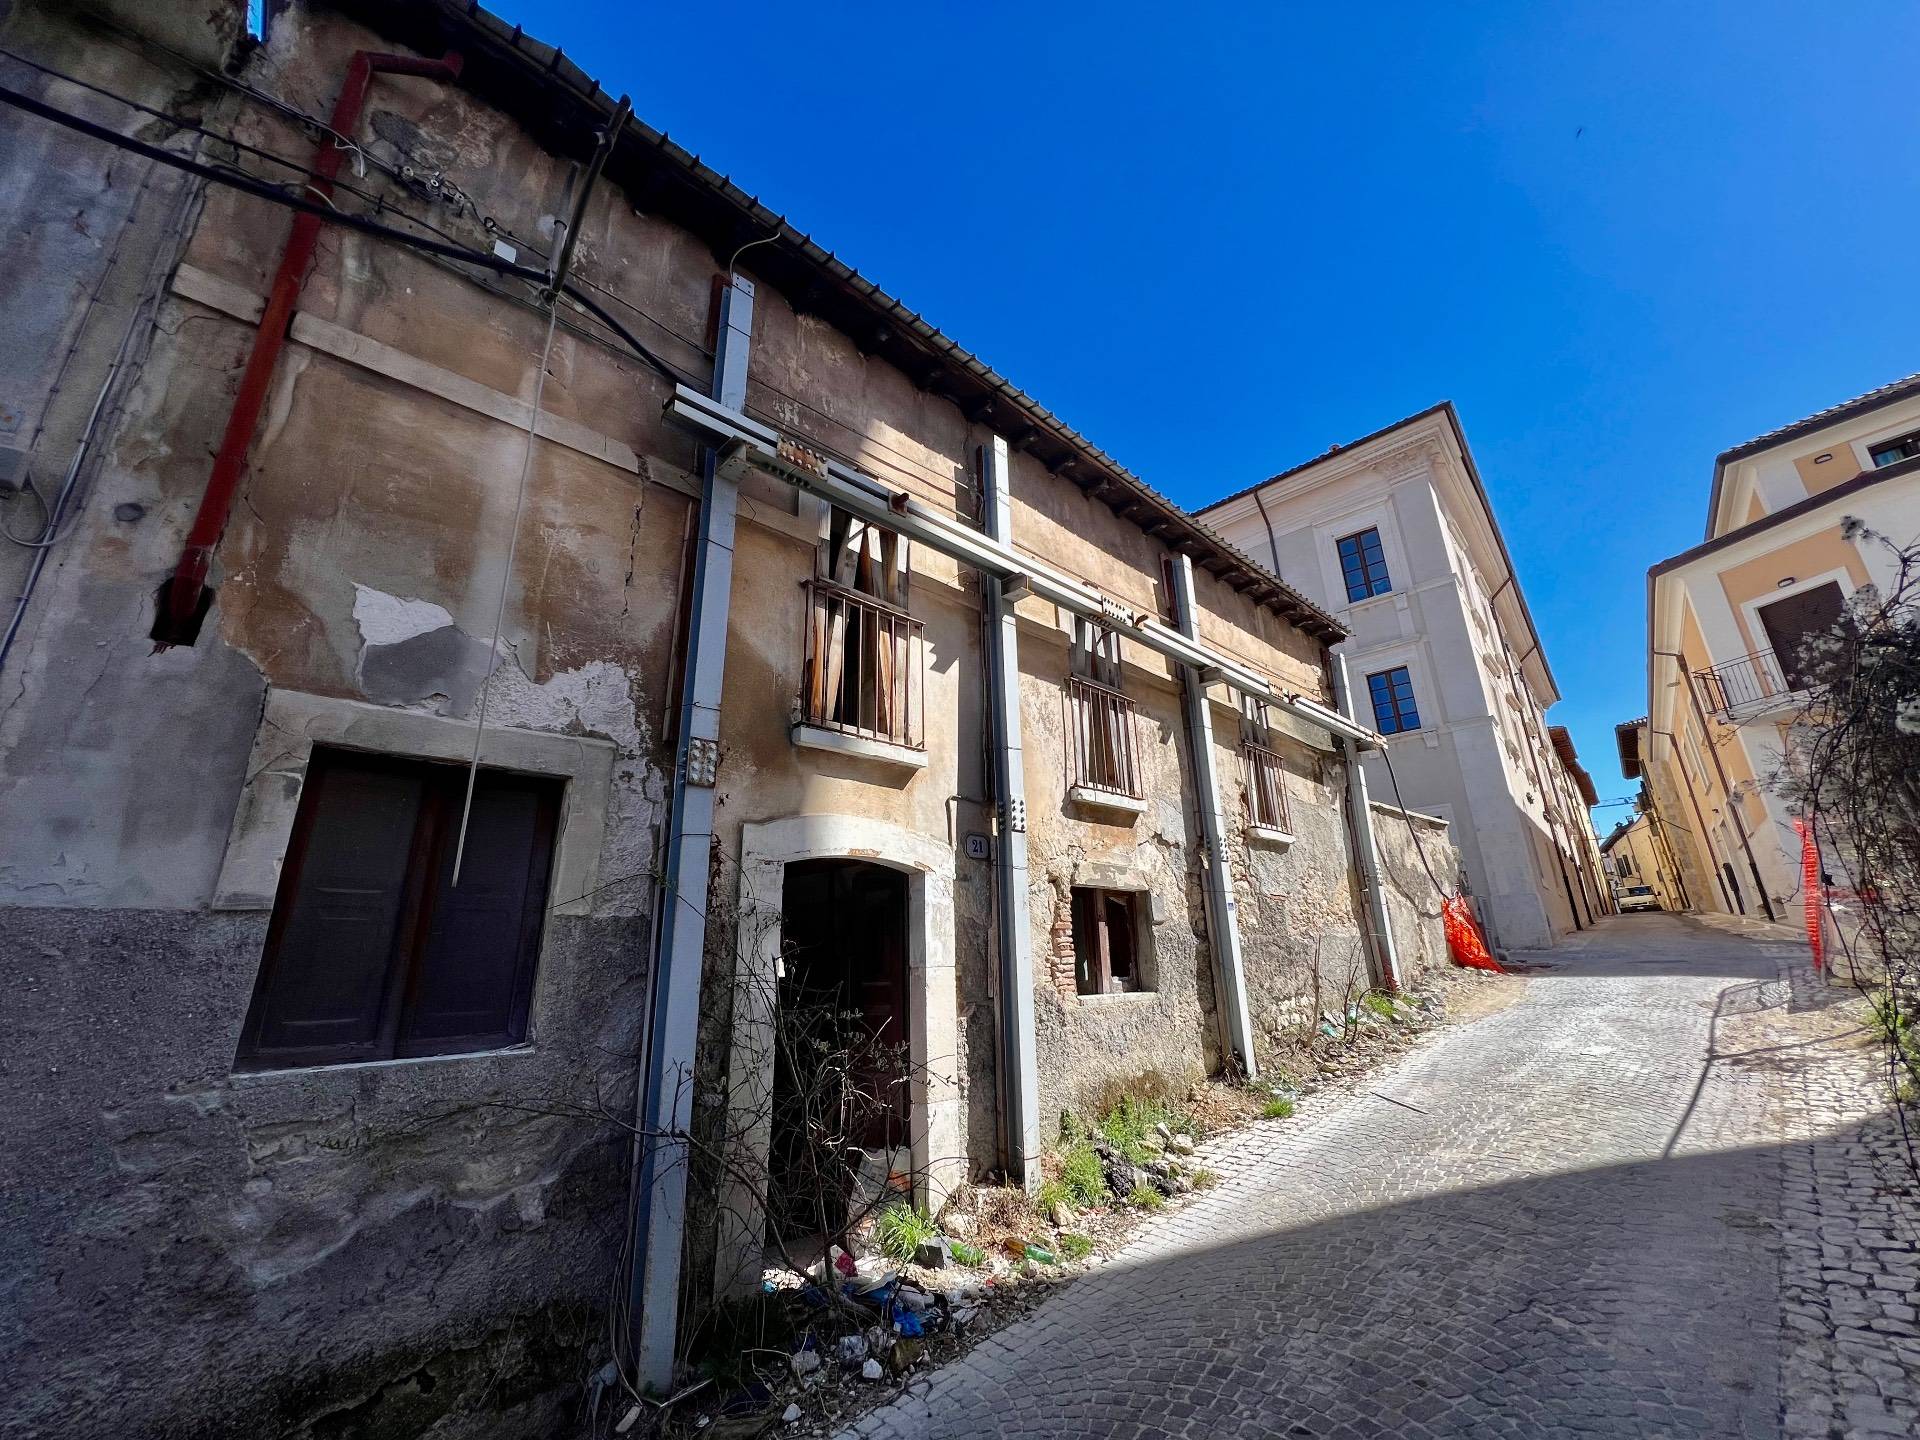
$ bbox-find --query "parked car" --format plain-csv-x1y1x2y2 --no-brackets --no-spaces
1616,884,1661,913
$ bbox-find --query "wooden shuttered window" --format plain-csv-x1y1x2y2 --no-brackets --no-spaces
236,747,560,1071
802,508,924,747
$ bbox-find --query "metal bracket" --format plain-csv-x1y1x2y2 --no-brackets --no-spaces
1002,796,1027,833
686,736,718,788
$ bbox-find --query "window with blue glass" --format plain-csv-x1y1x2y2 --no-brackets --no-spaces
1366,666,1421,734
1336,528,1392,602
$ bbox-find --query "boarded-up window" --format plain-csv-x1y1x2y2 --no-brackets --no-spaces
802,510,922,747
235,747,560,1071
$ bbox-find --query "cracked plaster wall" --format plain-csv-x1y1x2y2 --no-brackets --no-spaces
0,3,1449,1434
0,7,666,1436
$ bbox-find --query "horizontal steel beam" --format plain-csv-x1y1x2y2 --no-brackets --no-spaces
663,386,1380,748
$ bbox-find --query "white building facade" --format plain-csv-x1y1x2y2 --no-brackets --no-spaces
1200,404,1602,951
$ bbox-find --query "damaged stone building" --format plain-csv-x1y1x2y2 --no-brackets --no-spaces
0,1,1457,1434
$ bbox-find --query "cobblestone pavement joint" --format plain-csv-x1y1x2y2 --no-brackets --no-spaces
843,914,1920,1439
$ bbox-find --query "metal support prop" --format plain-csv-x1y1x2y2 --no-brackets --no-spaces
1334,653,1404,992
660,385,1380,750
1169,555,1258,1077
979,437,1041,1186
631,274,754,1388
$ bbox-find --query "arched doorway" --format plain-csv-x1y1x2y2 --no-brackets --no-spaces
713,815,961,1299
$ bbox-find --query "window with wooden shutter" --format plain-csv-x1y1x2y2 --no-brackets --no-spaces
1239,697,1291,834
1064,619,1141,798
1756,581,1847,692
801,508,924,748
235,747,561,1071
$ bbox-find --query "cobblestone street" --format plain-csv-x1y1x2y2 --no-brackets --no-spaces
845,915,1920,1439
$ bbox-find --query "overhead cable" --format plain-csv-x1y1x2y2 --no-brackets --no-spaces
0,81,684,387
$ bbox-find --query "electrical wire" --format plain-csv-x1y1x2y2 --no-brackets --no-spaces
0,58,691,380
451,303,560,886
0,45,404,216
1374,739,1452,898
0,477,53,546
0,146,197,675
0,81,686,387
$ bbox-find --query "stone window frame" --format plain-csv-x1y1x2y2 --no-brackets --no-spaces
1060,856,1163,1000
1070,885,1149,996
212,689,617,1064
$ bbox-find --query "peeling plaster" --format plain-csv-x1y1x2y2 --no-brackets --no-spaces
475,653,661,917
351,583,457,646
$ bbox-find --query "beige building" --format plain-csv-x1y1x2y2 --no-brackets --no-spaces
1197,404,1609,951
1600,806,1685,913
1637,374,1920,919
0,2,1457,1433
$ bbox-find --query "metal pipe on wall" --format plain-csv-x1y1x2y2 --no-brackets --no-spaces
1334,653,1403,993
1171,553,1259,1074
630,272,755,1390
1649,724,1736,912
979,436,1041,1186
661,386,1380,750
153,48,464,644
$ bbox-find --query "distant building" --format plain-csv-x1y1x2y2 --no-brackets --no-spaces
1601,806,1685,913
1198,404,1607,951
1640,375,1920,919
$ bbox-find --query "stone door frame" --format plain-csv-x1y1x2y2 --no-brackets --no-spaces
713,814,960,1297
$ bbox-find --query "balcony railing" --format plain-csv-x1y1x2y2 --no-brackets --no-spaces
1065,674,1142,799
801,580,924,750
1241,741,1292,834
1692,649,1790,723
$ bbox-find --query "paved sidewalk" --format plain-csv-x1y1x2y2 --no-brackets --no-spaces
842,915,1920,1440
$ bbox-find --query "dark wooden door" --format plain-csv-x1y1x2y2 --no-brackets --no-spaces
1758,582,1845,691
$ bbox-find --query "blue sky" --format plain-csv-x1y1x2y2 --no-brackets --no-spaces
504,0,1918,831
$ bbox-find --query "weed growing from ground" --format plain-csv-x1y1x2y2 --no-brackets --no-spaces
873,1202,937,1261
1126,1184,1166,1212
1260,1097,1296,1120
1058,1232,1095,1260
1060,1141,1108,1207
1099,1095,1188,1163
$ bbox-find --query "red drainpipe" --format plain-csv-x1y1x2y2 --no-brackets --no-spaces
156,49,464,644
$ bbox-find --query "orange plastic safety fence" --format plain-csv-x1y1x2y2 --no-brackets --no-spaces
1793,817,1824,972
1442,895,1505,973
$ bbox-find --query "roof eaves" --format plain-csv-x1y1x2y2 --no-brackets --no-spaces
1614,717,1646,780
1655,454,1918,581
1193,401,1454,516
324,0,1348,643
1704,372,1920,540
1195,400,1556,697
